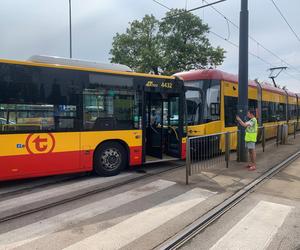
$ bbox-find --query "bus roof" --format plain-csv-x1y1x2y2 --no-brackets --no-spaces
28,55,133,72
0,56,175,80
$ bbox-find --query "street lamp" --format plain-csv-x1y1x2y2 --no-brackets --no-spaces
69,0,72,58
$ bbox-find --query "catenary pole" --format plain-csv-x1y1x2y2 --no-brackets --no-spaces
69,0,72,58
237,0,248,162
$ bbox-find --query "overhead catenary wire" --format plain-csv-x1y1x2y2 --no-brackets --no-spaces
161,0,226,19
152,0,226,14
209,30,300,82
210,31,276,75
270,0,300,45
152,0,171,10
202,0,300,76
151,0,300,83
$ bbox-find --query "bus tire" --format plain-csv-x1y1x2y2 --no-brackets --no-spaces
93,141,127,176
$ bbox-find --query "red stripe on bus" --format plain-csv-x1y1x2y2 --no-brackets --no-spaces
0,150,90,181
0,145,142,181
129,146,142,166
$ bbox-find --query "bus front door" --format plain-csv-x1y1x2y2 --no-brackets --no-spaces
163,96,181,158
145,93,163,159
145,93,182,162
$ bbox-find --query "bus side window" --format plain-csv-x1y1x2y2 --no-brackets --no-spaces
83,88,141,131
0,104,55,132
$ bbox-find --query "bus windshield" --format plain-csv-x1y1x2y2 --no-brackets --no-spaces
185,79,220,125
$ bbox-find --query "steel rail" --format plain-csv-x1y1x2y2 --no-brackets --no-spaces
156,150,300,250
0,162,184,223
0,173,88,199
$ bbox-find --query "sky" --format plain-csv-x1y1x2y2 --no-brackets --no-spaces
0,0,300,92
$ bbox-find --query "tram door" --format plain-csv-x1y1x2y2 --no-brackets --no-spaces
145,93,181,160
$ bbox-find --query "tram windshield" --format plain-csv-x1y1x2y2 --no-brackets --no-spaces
185,80,220,125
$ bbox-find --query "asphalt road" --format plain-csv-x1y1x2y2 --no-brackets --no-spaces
180,157,300,250
1,137,299,250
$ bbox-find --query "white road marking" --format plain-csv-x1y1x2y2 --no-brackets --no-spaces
64,188,216,250
0,173,133,212
0,176,71,195
210,201,293,250
0,179,175,249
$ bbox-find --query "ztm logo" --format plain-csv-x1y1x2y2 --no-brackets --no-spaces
25,133,55,154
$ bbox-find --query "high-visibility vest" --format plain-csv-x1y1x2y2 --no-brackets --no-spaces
245,117,258,142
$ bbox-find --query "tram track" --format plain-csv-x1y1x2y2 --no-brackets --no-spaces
0,173,90,199
0,161,184,224
156,149,300,250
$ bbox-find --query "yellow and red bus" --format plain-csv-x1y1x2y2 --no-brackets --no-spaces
0,56,186,181
176,69,299,147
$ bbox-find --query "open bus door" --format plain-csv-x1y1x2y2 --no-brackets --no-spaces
144,92,183,163
145,93,163,159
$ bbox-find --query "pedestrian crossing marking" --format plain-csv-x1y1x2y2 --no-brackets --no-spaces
0,179,175,250
64,188,216,250
210,201,293,250
0,173,133,213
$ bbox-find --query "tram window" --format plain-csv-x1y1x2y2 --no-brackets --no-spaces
278,103,286,121
83,89,141,130
224,96,238,127
262,101,269,123
261,102,287,122
185,80,219,123
293,104,297,119
288,104,297,120
186,90,201,125
269,102,277,122
248,99,257,116
204,81,220,122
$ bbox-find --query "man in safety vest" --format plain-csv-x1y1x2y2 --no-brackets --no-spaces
236,110,258,171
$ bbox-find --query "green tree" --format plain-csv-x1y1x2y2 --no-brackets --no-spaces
110,14,161,74
159,9,225,74
110,9,225,75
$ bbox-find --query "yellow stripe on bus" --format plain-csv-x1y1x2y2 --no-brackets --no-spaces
0,130,142,157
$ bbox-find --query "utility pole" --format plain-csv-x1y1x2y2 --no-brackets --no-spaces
237,0,249,162
69,0,72,58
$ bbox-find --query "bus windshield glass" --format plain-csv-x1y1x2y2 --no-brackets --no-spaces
185,79,220,125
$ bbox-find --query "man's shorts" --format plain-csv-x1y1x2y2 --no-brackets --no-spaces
246,142,256,149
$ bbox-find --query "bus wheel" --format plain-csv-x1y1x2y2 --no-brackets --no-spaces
94,142,127,176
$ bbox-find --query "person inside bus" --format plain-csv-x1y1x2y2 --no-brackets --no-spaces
236,110,258,171
150,109,161,127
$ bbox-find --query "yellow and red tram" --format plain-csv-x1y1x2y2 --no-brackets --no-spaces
176,69,299,145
